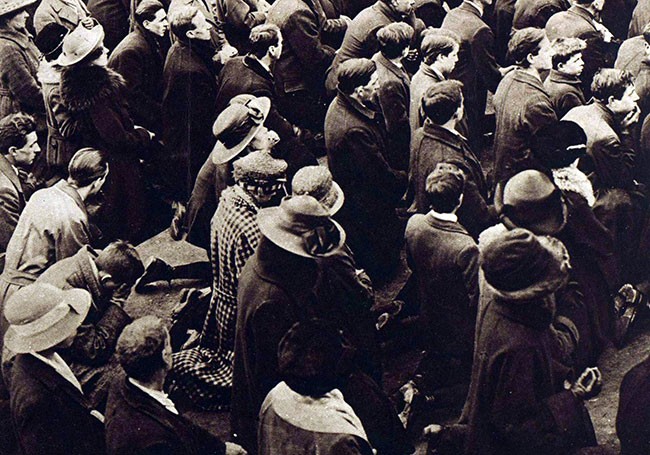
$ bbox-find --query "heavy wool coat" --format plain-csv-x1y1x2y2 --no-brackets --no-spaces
409,62,444,135
214,0,266,52
543,69,586,119
0,155,25,273
105,377,227,455
615,35,647,77
108,26,167,135
87,0,130,50
9,353,105,455
512,0,569,30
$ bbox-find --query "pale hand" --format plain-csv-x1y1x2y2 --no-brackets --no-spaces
225,442,247,455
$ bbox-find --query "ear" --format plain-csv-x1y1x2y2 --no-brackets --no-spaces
143,19,151,28
526,52,535,65
186,29,195,40
8,146,17,156
355,85,365,97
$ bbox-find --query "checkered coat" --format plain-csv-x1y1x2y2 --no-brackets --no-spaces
170,185,261,410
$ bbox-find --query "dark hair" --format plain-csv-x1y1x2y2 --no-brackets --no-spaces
135,0,165,25
337,58,376,94
574,0,595,5
551,37,586,69
591,68,635,102
116,316,168,382
420,29,459,65
95,240,145,286
248,23,281,59
0,113,36,153
35,23,69,62
77,45,106,66
68,148,108,187
377,22,413,59
507,27,546,67
424,164,465,213
421,80,463,125
169,5,199,40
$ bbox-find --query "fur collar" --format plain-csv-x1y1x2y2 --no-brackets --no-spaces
552,166,595,207
60,64,126,113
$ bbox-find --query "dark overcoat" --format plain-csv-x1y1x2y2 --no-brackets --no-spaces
617,354,650,455
87,0,130,50
512,0,569,30
543,69,586,119
0,155,25,273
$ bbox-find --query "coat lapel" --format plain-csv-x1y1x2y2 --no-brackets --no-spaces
25,354,91,409
0,155,23,198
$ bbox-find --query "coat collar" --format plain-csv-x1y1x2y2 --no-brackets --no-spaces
425,213,471,236
422,121,470,151
548,69,582,86
416,62,444,83
55,180,89,219
567,4,598,30
510,68,549,95
0,154,23,196
373,0,407,22
458,1,482,18
0,28,33,50
337,91,380,121
119,378,185,434
243,55,274,82
491,297,555,331
68,245,105,304
373,52,410,84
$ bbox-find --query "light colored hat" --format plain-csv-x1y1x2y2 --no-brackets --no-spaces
0,0,36,18
211,96,271,165
258,195,346,258
55,22,105,67
4,283,91,353
291,166,345,215
232,150,287,183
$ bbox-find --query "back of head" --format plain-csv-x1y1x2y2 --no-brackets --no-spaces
424,163,465,213
376,22,414,59
0,113,35,153
68,147,107,187
135,0,165,25
591,68,634,102
116,316,168,382
169,5,198,40
421,80,463,125
507,27,546,67
420,29,459,65
550,37,586,69
95,240,144,287
249,23,281,59
337,58,376,94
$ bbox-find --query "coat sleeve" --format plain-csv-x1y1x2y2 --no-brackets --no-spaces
0,44,44,115
0,185,21,251
54,215,91,262
285,8,336,75
457,243,479,312
378,77,410,166
223,0,267,30
89,99,151,155
471,26,502,93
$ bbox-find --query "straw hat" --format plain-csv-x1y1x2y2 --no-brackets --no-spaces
258,195,346,258
4,283,91,353
211,96,271,165
0,0,36,18
291,166,345,216
55,22,105,67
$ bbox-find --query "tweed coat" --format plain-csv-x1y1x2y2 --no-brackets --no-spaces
9,353,105,455
170,185,261,410
407,122,492,238
108,26,167,135
543,69,586,119
0,155,25,274
33,0,90,33
493,69,557,184
106,377,227,455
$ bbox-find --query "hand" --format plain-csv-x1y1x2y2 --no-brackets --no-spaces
621,105,641,130
340,14,352,24
80,17,95,29
215,44,238,64
571,367,603,400
225,442,247,455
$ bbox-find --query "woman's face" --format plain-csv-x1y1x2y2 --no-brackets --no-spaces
92,46,110,67
249,126,280,151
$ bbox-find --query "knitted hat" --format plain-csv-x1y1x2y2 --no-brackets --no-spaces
291,166,345,215
481,228,568,298
34,23,69,62
531,120,587,169
0,0,36,18
232,150,287,184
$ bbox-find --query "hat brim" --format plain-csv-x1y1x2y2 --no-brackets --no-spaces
0,0,36,18
4,288,91,353
211,97,272,165
257,207,346,258
326,181,345,215
54,26,104,67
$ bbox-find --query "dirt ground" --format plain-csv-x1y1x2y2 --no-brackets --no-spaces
129,229,646,454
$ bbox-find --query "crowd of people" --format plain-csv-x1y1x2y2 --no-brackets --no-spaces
2,0,650,452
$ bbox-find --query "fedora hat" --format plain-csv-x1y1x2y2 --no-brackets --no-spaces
211,96,271,165
4,283,91,353
0,0,36,18
291,166,345,215
495,169,568,235
55,21,105,67
258,195,346,258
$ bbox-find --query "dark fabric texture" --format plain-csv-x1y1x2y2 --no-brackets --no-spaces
544,70,587,119
87,0,131,50
0,155,25,273
617,354,650,455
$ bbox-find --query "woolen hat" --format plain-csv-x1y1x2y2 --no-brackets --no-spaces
232,150,287,184
211,96,271,164
55,21,105,67
531,120,587,169
0,0,36,18
481,228,568,296
258,195,346,258
496,169,568,235
4,283,91,353
291,166,345,215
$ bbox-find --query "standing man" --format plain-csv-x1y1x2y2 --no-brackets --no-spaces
325,58,406,283
544,37,587,118
493,28,557,184
109,0,169,135
163,5,219,203
0,113,40,273
33,0,91,33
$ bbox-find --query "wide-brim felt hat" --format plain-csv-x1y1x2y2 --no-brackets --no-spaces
211,96,271,165
55,22,105,67
258,195,346,258
4,283,91,353
0,0,36,18
291,165,345,215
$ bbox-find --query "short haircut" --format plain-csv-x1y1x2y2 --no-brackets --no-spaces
591,68,635,102
0,113,36,153
95,240,144,286
68,148,108,187
420,29,459,65
551,37,586,69
425,163,466,213
169,5,198,40
421,80,463,125
643,23,650,44
376,22,414,60
116,316,168,382
507,27,546,67
337,58,376,94
249,23,281,59
135,0,165,25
